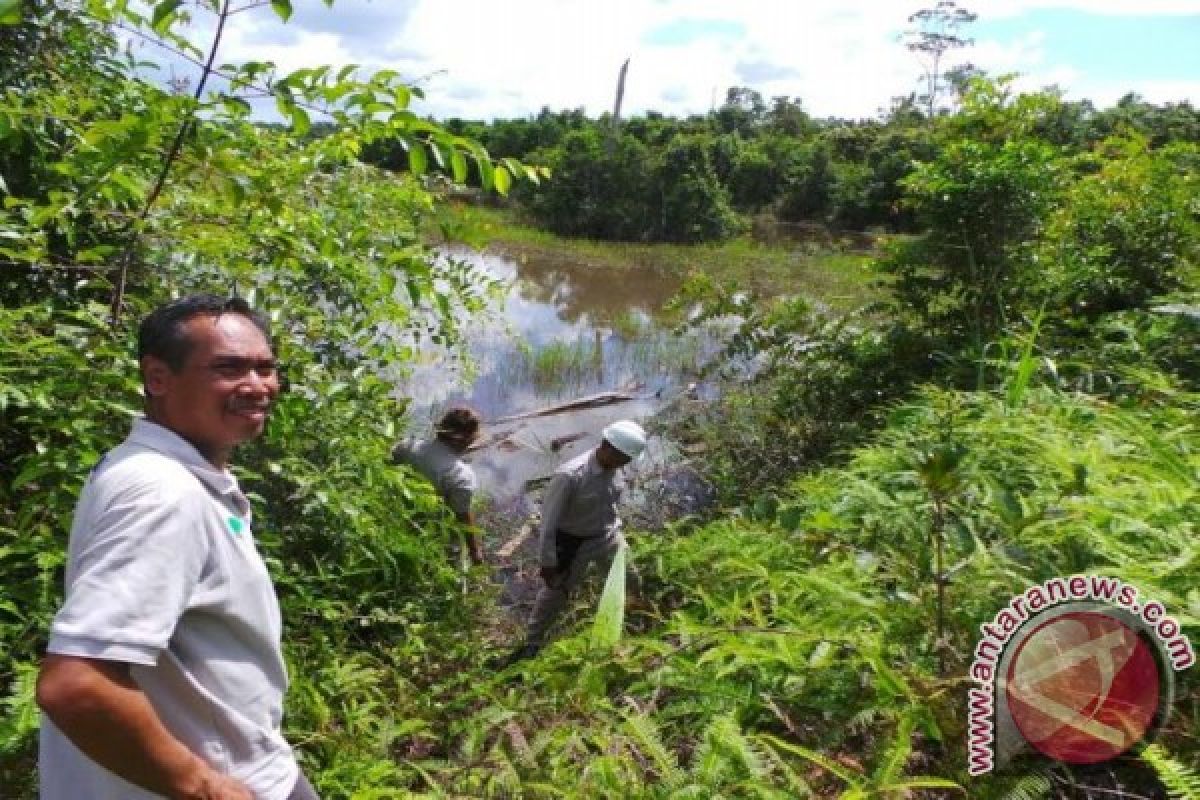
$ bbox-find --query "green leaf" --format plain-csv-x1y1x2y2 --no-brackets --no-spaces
450,150,468,184
427,140,447,170
493,164,511,196
590,543,627,650
407,142,427,176
289,104,310,136
1005,309,1043,408
875,711,916,787
219,94,252,117
270,0,293,22
0,0,21,25
394,84,411,110
405,279,422,306
150,0,183,33
501,157,524,178
274,88,295,120
776,504,804,531
475,157,494,191
757,734,860,785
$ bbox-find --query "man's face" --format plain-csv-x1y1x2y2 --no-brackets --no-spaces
596,441,632,470
142,313,279,466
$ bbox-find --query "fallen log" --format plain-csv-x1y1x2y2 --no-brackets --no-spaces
491,385,642,424
495,522,536,559
466,428,519,453
550,432,588,452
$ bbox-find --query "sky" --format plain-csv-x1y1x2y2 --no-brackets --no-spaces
145,0,1200,122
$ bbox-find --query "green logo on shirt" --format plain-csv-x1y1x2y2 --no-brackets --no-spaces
227,516,245,536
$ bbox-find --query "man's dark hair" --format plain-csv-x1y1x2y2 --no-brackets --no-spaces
137,294,272,371
435,406,482,445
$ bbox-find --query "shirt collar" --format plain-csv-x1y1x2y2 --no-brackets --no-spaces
586,450,609,478
127,417,241,498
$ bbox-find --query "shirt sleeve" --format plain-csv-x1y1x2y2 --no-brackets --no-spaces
390,439,412,466
444,465,477,516
538,472,572,568
47,473,209,666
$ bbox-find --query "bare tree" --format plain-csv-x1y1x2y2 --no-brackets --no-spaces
611,57,630,126
904,1,977,120
606,57,630,156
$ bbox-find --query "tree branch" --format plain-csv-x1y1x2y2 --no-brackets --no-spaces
109,0,234,325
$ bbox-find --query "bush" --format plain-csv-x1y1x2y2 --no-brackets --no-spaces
1037,138,1199,316
651,134,743,243
524,128,655,240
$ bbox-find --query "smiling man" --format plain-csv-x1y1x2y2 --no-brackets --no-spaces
36,295,319,800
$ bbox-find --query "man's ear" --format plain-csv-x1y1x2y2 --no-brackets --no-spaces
141,355,173,398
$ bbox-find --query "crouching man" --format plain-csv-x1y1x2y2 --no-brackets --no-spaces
391,406,485,565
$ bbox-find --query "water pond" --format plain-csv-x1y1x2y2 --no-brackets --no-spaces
397,244,718,504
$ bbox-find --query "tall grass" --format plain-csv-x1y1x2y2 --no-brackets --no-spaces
525,337,601,390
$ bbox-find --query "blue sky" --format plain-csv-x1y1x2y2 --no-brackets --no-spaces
141,0,1200,121
643,18,747,46
974,9,1200,87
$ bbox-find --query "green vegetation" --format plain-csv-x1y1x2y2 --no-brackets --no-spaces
400,51,1200,248
516,337,602,392
1,1,1198,798
0,2,522,795
610,309,650,340
382,383,1196,798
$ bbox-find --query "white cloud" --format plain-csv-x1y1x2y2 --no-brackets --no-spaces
142,0,1199,122
978,0,1200,20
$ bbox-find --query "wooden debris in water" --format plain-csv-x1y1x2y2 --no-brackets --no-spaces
550,432,587,451
524,474,554,492
495,522,536,559
466,428,518,453
491,385,643,424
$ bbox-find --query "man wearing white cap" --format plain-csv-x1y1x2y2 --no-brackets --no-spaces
506,419,646,661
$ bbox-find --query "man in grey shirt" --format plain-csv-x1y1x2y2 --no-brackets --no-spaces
392,407,485,565
37,295,319,799
504,419,646,663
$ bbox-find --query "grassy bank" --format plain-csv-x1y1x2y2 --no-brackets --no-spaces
441,204,884,312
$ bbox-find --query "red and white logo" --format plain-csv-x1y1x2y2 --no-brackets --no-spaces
967,578,1193,776
1005,611,1161,765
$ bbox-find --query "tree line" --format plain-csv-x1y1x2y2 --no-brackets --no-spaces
358,83,1200,244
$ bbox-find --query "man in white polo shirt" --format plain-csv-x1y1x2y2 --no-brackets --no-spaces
36,295,318,799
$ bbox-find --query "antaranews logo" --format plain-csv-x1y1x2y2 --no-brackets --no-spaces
967,575,1195,776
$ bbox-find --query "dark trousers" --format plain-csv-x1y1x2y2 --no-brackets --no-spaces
527,531,626,646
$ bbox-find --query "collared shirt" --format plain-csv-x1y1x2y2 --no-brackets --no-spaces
538,450,625,567
392,437,477,516
40,418,297,800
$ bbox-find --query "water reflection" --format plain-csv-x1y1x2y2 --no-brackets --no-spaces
502,248,684,325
